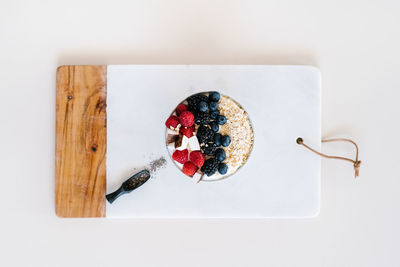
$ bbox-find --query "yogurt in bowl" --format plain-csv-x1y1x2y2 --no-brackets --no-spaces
165,91,254,182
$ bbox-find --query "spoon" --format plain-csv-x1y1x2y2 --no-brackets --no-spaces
106,169,151,204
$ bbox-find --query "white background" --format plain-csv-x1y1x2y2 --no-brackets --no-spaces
0,0,399,266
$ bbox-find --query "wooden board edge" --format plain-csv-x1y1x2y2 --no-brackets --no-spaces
55,65,107,218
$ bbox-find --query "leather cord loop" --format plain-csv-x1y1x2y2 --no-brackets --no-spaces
297,137,361,178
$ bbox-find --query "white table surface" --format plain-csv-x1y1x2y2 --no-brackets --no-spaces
106,65,320,218
1,0,399,266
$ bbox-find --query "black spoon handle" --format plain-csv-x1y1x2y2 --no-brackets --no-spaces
106,169,151,204
106,187,126,204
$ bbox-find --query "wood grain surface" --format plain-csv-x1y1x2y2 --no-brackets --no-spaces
56,65,107,217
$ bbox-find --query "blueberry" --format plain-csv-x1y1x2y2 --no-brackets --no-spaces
210,121,219,132
221,135,231,147
209,91,220,102
209,101,218,111
217,115,227,125
218,163,228,175
198,101,208,112
215,148,226,162
214,133,222,146
210,110,220,119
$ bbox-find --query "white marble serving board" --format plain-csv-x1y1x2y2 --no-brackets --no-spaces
106,65,321,218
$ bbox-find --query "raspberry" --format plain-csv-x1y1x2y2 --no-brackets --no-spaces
190,151,205,167
180,125,194,138
172,149,188,164
182,161,198,177
165,115,179,129
176,104,188,115
179,111,194,127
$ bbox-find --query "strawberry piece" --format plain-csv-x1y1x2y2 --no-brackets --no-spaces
189,151,205,167
176,104,188,116
182,161,198,177
179,111,194,127
180,125,195,138
172,149,188,164
165,115,179,129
